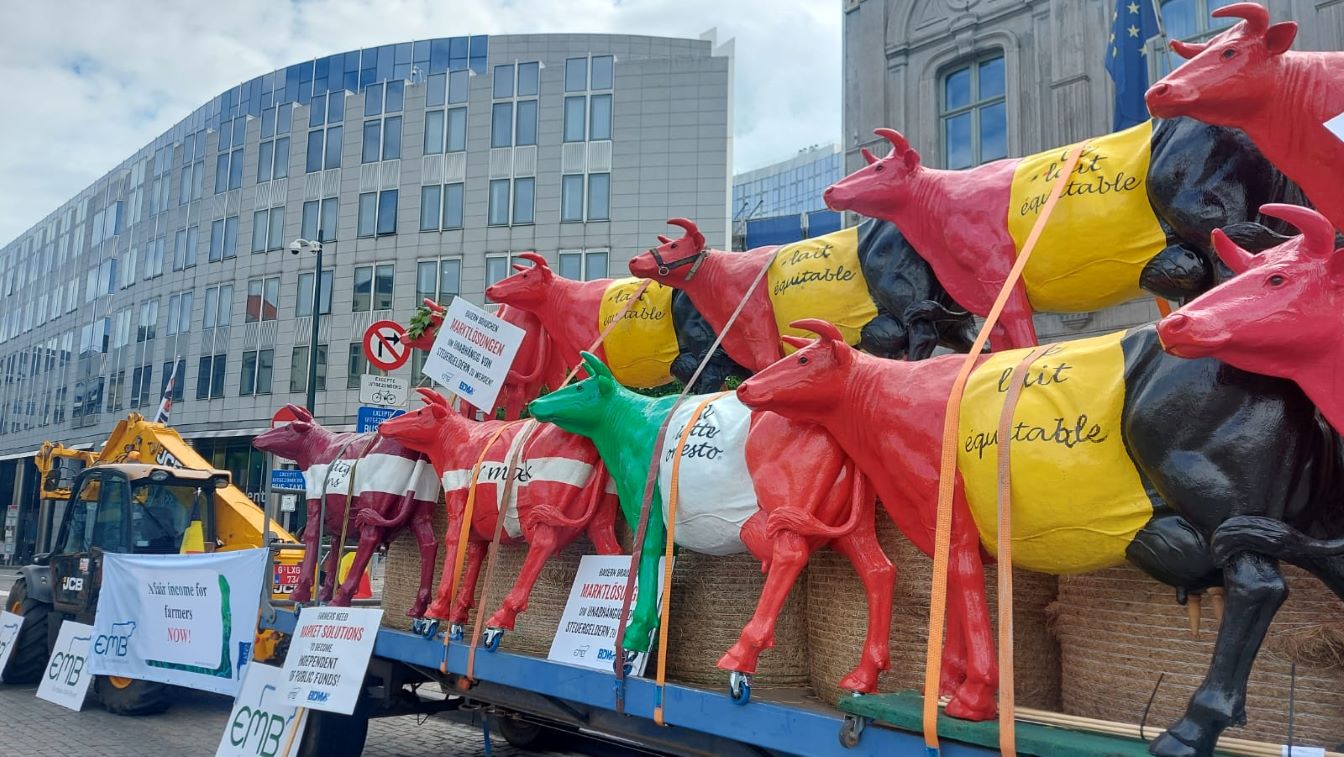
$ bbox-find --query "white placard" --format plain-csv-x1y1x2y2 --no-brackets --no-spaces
359,374,408,407
0,610,22,677
271,606,382,715
548,555,668,675
87,549,268,696
1326,111,1344,142
421,298,525,413
36,621,94,711
216,662,308,757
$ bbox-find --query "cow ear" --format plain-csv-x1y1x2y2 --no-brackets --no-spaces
1264,21,1298,55
292,420,312,434
903,148,921,172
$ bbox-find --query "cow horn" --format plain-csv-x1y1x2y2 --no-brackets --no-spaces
519,251,549,268
873,128,910,155
1212,2,1269,33
286,403,312,421
667,217,706,249
1260,203,1336,258
781,335,812,350
1169,39,1207,59
790,318,846,344
657,234,672,244
417,387,449,407
1211,228,1258,274
860,147,879,165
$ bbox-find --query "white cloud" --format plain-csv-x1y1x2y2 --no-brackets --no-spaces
0,0,840,242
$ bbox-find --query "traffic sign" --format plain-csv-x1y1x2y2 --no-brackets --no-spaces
356,406,406,433
271,469,307,491
363,320,409,371
271,405,303,426
359,374,408,407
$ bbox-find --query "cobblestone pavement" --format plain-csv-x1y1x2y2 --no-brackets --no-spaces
0,681,622,757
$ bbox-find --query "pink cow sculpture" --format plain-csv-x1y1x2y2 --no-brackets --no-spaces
377,388,622,642
1146,3,1344,232
253,405,441,615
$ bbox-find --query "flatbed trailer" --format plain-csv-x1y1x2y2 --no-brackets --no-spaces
264,607,1215,757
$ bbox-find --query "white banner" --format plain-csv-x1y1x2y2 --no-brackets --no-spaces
0,610,24,679
36,621,94,711
271,606,381,715
548,555,667,676
216,662,308,757
421,298,525,413
87,549,268,696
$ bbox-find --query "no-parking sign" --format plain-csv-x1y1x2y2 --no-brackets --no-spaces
362,320,409,371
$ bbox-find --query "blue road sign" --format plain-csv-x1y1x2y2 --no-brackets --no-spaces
271,469,307,491
357,406,406,433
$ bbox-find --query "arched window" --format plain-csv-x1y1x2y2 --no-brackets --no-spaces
939,52,1006,169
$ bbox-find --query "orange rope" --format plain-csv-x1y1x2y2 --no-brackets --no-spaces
994,344,1051,756
922,141,1089,752
653,392,727,727
1154,297,1173,317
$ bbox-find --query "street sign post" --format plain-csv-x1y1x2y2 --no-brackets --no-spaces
270,469,307,492
359,374,408,407
356,406,406,433
363,320,410,371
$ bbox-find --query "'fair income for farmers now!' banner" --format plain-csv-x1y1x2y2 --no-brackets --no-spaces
422,298,525,413
88,549,268,696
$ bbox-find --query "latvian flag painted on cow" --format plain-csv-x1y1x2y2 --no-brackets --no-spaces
155,355,181,424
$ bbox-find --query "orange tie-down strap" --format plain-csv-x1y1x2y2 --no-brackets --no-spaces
653,391,728,727
922,140,1089,754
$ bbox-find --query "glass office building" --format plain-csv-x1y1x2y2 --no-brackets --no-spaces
731,144,842,248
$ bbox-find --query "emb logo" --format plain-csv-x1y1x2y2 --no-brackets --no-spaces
0,622,18,662
93,621,136,658
46,634,89,686
229,684,295,757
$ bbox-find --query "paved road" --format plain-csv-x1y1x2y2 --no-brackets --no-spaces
0,681,626,756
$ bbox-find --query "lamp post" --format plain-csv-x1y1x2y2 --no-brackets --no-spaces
288,238,328,414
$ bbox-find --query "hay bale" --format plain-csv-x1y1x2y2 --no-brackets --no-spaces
1054,564,1344,748
382,505,448,631
805,518,1061,709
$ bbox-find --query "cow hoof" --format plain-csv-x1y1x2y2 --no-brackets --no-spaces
729,671,751,705
1148,731,1201,757
945,690,996,722
448,623,465,641
483,628,504,652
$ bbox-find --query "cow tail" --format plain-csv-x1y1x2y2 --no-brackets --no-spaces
764,462,869,539
362,457,431,530
1212,514,1344,563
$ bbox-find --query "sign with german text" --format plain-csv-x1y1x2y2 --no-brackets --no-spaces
216,662,307,757
547,555,667,675
359,374,407,407
421,298,524,413
36,621,94,711
271,606,381,715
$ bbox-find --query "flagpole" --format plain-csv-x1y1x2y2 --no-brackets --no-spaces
1149,0,1167,40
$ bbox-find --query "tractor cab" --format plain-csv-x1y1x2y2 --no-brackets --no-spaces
44,464,228,620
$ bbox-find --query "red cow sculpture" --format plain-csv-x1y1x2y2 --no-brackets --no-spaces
404,299,566,420
376,389,621,641
253,405,441,615
1146,3,1344,232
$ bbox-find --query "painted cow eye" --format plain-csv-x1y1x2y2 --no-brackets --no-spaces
1268,274,1286,287
1222,48,1237,59
872,164,884,173
798,356,808,365
671,243,678,249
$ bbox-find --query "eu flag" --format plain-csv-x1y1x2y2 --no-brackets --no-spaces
1106,0,1161,131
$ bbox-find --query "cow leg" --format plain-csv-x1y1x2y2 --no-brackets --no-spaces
445,539,489,626
941,597,969,696
586,490,623,555
317,525,344,602
828,518,895,694
858,312,909,359
291,498,322,604
621,516,667,654
486,526,563,631
1139,245,1214,302
943,520,998,721
718,524,810,676
427,501,470,619
404,508,439,617
1150,552,1287,757
332,527,380,607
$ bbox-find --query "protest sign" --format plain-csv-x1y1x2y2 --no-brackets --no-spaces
272,606,381,715
0,611,21,676
421,298,524,412
36,621,94,711
548,555,667,675
216,662,308,757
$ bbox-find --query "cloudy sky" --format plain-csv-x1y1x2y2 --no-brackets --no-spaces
0,0,840,243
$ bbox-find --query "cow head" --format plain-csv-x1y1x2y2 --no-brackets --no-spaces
527,352,619,438
823,129,923,219
628,218,709,285
737,319,853,422
254,405,318,467
378,389,452,457
1145,3,1298,123
484,252,552,308
1159,204,1344,373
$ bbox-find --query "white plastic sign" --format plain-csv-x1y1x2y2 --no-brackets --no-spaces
359,374,407,407
87,549,268,696
1327,111,1344,143
548,555,667,676
0,610,21,676
216,662,308,757
36,621,94,711
421,298,525,413
271,606,382,715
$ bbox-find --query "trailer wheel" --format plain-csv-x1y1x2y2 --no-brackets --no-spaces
1,578,51,684
489,714,557,750
297,694,370,757
95,676,170,715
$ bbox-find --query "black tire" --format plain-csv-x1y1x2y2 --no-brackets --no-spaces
1,578,51,684
297,693,371,757
490,714,557,751
94,676,170,715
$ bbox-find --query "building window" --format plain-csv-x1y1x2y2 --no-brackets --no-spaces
305,93,345,173
1149,0,1240,77
301,197,339,243
491,102,513,148
196,354,227,400
424,107,467,154
562,174,608,222
564,97,586,142
251,207,285,253
347,342,387,389
120,247,138,289
558,249,609,281
106,370,125,413
209,216,239,262
181,130,207,206
940,52,1006,170
515,100,537,147
353,263,395,312
258,104,293,182
173,225,198,271
485,254,521,287
129,365,154,408
144,235,165,279
587,173,610,221
203,284,233,329
491,63,538,148
488,180,511,226
137,298,158,342
213,117,245,194
166,290,193,335
357,190,398,237
245,276,280,322
361,82,403,163
240,349,274,396
160,358,185,402
561,175,584,222
565,57,587,92
513,178,535,225
564,56,613,142
297,269,333,317
416,258,461,305
289,344,328,393
591,55,613,90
